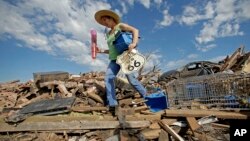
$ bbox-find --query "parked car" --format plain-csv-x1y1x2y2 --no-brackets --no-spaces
158,61,221,83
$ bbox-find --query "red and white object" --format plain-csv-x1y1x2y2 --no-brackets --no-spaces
90,29,97,59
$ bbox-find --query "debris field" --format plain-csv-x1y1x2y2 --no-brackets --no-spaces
0,46,250,141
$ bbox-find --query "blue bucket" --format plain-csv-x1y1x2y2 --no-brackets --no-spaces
145,91,168,112
113,32,132,54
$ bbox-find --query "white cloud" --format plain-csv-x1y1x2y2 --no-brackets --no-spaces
194,0,248,45
127,0,135,5
0,1,50,52
158,9,174,27
165,59,187,70
179,1,215,26
195,43,217,52
209,55,226,63
138,0,150,9
219,22,244,37
187,54,198,59
120,1,129,14
195,22,218,44
0,0,114,71
154,0,163,5
164,53,199,71
237,0,250,20
177,0,250,52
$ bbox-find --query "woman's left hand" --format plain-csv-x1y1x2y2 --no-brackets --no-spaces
128,43,137,52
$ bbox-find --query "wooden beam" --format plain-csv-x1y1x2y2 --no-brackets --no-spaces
0,120,150,132
165,109,250,119
211,123,230,129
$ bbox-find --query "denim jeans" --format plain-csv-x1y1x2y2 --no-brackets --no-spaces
105,60,147,107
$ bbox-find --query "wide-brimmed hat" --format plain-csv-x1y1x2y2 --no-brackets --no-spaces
95,10,120,26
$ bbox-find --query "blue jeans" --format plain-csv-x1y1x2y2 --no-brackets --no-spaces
105,60,147,107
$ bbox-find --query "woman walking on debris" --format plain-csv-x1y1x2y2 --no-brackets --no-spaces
94,10,147,113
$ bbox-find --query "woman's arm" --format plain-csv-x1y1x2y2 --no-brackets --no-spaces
119,23,139,52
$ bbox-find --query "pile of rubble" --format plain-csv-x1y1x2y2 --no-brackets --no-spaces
1,46,250,140
1,70,249,141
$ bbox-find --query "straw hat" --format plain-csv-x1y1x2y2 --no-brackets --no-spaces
95,10,120,26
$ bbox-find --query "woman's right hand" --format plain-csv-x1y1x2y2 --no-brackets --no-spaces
96,47,101,53
96,47,105,53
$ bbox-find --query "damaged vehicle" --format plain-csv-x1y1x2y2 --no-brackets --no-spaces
158,61,221,83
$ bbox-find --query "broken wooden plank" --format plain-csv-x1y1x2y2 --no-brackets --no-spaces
186,117,202,139
221,46,244,71
0,115,116,123
0,120,150,132
186,117,201,132
158,120,184,141
165,109,250,119
57,84,72,97
211,123,230,129
86,87,104,104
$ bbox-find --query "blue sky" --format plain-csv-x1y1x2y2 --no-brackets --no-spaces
1,0,250,82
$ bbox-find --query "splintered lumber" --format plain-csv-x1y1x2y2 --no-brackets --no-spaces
158,121,184,141
165,109,250,119
0,120,150,132
221,46,244,71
